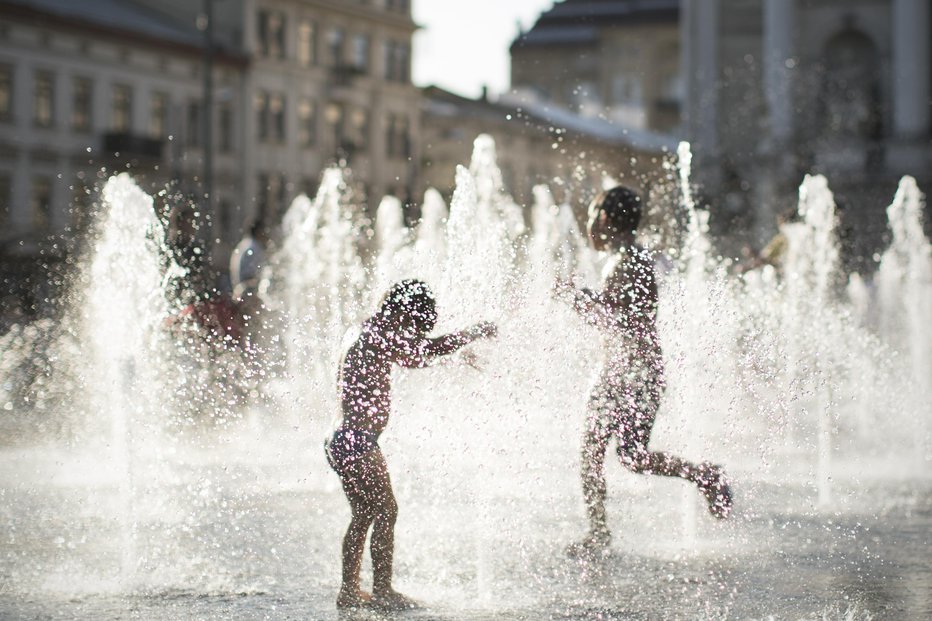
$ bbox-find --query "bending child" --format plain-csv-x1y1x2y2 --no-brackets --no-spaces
556,186,733,555
325,279,497,609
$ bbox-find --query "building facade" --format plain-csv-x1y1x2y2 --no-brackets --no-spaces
133,0,421,228
420,86,677,218
0,0,421,318
682,0,931,266
0,0,248,316
510,0,681,134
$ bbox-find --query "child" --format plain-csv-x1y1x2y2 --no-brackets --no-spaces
325,279,497,609
556,186,732,555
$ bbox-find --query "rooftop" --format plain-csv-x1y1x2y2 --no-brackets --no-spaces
512,0,679,49
423,86,678,154
0,0,243,59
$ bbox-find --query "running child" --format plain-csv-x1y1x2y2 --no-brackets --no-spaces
325,279,497,609
556,186,733,555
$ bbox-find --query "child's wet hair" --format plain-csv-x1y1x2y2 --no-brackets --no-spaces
590,185,643,234
379,279,438,332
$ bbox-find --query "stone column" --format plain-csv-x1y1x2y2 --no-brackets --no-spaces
756,0,797,243
679,0,693,130
10,152,30,232
681,0,721,199
763,0,795,144
693,0,719,158
892,0,930,138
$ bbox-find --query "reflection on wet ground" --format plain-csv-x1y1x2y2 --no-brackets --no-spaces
0,448,928,620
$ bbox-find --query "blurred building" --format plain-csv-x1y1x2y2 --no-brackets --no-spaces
134,0,421,225
510,0,681,134
0,0,421,317
0,0,247,317
682,0,931,267
420,85,677,214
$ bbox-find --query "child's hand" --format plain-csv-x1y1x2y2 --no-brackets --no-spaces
553,277,574,299
460,349,483,370
469,321,498,339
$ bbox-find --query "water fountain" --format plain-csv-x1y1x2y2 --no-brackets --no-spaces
0,136,929,620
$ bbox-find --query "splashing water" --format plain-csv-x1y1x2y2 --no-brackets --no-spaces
876,177,932,414
0,137,929,620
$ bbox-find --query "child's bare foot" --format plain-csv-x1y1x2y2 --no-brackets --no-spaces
697,462,733,519
372,588,421,611
336,587,373,609
566,527,611,558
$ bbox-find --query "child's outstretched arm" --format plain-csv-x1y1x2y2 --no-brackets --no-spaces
396,322,497,368
554,279,620,329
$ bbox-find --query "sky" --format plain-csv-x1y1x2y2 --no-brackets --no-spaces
412,0,557,99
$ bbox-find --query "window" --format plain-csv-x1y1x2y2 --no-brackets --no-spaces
660,72,683,103
0,64,11,121
328,28,344,67
0,173,10,228
258,10,286,59
269,93,285,143
255,91,268,142
219,102,233,152
385,113,409,158
31,176,52,230
257,172,269,218
186,100,201,147
257,11,269,56
383,41,395,80
257,92,285,143
150,91,168,138
348,108,368,150
34,71,54,127
297,20,317,67
298,99,316,146
821,29,883,139
324,102,344,150
384,41,409,82
71,77,92,132
397,115,410,158
396,43,409,82
218,199,232,242
274,173,286,218
256,172,285,221
351,34,370,73
111,84,132,132
70,178,91,232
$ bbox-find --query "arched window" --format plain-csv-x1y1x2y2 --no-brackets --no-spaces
819,29,883,141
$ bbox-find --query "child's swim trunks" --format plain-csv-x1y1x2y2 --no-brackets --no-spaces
588,378,663,459
324,426,380,476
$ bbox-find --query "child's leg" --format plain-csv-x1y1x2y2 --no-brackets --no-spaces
353,449,418,610
567,409,615,557
618,444,732,518
615,389,732,518
578,386,618,546
581,422,612,538
619,444,700,479
615,389,702,481
335,449,386,608
366,452,397,595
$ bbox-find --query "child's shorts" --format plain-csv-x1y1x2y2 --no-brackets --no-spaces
588,379,663,458
324,426,380,477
